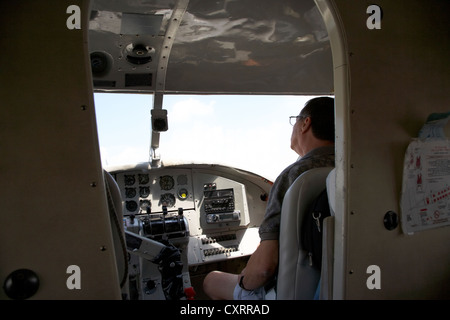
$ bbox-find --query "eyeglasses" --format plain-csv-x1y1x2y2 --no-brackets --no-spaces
289,115,306,126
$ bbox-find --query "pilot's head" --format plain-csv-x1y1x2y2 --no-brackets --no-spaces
290,97,335,156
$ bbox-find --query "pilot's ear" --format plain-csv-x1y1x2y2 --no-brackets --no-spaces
301,116,311,132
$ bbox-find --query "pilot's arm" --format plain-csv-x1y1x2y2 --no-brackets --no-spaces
238,239,278,290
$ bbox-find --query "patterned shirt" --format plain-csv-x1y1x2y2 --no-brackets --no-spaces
258,146,335,241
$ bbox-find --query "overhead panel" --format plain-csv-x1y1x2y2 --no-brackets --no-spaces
88,0,333,95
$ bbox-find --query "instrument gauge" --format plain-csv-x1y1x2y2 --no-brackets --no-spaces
138,174,150,185
160,193,176,207
139,186,150,198
140,200,151,211
125,201,138,212
125,187,136,198
124,174,135,186
178,188,188,200
159,175,175,190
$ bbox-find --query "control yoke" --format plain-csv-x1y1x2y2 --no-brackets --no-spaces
125,230,184,300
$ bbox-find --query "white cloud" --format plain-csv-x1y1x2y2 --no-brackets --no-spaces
100,145,148,168
168,98,215,124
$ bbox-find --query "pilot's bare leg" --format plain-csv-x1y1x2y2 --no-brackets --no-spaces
203,271,238,300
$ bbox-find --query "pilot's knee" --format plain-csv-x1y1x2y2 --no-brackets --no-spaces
203,271,237,300
203,271,219,297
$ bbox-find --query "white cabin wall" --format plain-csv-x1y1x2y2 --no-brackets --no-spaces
0,0,121,299
330,0,450,299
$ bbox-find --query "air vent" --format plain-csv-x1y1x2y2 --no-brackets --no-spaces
90,51,112,76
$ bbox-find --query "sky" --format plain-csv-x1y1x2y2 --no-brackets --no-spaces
94,93,318,181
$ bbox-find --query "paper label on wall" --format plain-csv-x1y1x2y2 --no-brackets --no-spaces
401,139,450,234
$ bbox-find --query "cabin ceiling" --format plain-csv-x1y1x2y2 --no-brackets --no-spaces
88,0,333,95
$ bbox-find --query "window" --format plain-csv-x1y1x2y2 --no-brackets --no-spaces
95,93,318,181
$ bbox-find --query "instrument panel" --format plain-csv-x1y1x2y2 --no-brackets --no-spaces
119,170,193,215
110,164,271,299
111,164,271,264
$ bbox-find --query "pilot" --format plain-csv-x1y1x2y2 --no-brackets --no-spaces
203,97,335,300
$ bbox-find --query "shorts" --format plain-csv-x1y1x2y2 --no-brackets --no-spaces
233,283,276,300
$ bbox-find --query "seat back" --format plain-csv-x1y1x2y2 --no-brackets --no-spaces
276,167,333,300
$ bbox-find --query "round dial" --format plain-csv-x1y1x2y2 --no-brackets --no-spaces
139,186,150,198
125,200,138,212
125,187,136,198
138,174,150,185
140,200,151,211
160,193,176,207
124,174,135,186
159,175,175,190
178,188,188,200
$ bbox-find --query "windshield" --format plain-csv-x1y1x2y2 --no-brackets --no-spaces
94,93,321,181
